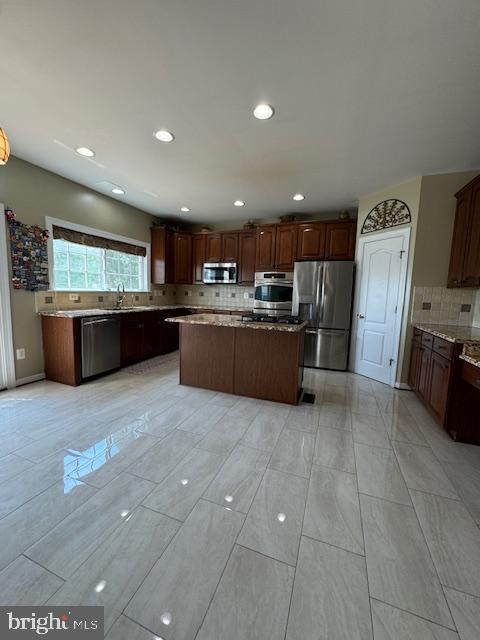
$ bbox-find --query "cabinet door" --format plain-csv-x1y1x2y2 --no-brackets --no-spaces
192,234,206,283
428,351,452,425
255,225,277,270
275,224,297,269
462,181,480,287
238,231,256,285
205,233,222,263
151,227,174,285
297,222,326,260
121,317,145,365
174,233,192,284
221,232,238,263
417,346,431,402
448,190,472,287
408,338,421,391
325,222,356,260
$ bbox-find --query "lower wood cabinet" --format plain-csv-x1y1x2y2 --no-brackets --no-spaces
121,310,181,365
449,360,480,444
409,328,462,429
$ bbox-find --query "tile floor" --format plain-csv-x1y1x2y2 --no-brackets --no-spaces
1,354,480,639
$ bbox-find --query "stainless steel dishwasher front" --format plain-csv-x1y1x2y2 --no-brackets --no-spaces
81,316,121,378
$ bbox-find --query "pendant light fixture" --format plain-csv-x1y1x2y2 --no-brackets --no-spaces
0,128,10,165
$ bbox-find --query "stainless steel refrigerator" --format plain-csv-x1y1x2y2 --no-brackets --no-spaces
292,261,355,370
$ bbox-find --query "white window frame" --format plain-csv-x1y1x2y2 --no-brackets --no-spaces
0,203,16,389
45,217,151,292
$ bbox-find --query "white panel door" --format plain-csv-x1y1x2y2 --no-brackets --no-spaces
353,230,409,384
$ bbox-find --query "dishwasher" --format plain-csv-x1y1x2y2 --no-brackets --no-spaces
81,316,121,379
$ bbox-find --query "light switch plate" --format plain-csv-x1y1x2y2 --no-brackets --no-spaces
16,348,25,360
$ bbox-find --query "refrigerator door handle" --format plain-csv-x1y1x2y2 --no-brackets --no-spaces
318,262,325,322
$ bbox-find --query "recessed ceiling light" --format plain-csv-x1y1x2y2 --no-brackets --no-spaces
180,206,190,212
75,146,95,157
253,103,275,120
293,193,305,201
154,129,175,143
233,200,245,207
111,186,125,195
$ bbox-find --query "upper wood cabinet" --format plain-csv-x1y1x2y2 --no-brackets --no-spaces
238,231,256,285
448,174,480,288
151,227,174,285
325,221,356,260
173,233,193,284
192,234,206,283
275,224,298,269
205,233,222,263
297,222,326,260
255,225,277,270
221,232,239,263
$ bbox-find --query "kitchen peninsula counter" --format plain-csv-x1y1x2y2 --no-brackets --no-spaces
167,314,307,404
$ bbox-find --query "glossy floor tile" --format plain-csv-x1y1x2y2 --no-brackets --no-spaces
303,464,364,555
2,360,480,639
286,536,373,640
371,599,459,640
0,555,63,605
196,545,294,640
237,468,308,565
360,494,454,628
125,499,243,640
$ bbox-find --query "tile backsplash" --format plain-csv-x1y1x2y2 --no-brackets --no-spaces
35,284,254,312
411,286,477,326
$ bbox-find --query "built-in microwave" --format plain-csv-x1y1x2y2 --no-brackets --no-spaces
203,263,237,284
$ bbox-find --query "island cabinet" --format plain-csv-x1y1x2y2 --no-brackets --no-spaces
255,224,297,270
175,318,305,404
408,328,462,428
448,173,480,287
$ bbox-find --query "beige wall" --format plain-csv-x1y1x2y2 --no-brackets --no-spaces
354,177,423,385
413,171,478,287
354,170,479,385
0,156,157,381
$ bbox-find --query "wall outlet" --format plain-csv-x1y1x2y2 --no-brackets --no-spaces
69,294,80,302
16,348,26,360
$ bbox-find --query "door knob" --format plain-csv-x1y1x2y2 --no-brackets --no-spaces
357,313,365,319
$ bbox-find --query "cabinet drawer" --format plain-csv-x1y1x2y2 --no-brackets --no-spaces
421,332,434,349
432,336,454,360
413,327,422,339
461,361,480,389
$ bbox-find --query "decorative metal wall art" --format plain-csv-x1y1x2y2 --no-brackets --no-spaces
361,199,411,234
5,208,50,290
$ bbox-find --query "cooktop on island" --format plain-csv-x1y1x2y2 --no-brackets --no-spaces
240,312,303,325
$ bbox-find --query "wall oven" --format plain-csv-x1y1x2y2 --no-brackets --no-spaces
203,263,237,284
254,271,294,316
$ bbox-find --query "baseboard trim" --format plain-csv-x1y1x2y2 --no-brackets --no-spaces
394,382,411,390
16,372,46,387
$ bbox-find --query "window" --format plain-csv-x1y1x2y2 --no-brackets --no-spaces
53,239,146,291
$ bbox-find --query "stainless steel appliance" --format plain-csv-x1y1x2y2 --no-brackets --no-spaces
254,271,294,316
81,316,121,378
292,261,354,370
203,263,237,284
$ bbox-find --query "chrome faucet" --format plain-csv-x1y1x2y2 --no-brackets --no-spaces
116,282,125,308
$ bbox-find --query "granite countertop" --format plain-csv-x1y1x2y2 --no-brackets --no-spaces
413,323,480,344
460,344,480,369
167,313,308,333
38,303,253,319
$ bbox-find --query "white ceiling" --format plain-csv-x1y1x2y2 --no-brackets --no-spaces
1,0,480,223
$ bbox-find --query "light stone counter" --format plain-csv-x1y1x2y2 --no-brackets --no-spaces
167,313,308,333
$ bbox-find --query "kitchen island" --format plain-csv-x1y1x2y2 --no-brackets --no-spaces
167,314,307,405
